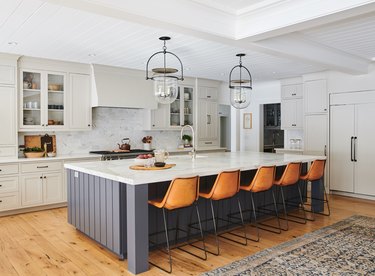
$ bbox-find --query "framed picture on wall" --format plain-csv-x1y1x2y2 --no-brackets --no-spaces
243,113,252,129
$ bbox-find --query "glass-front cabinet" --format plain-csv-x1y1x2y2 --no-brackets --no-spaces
169,85,194,128
20,70,66,130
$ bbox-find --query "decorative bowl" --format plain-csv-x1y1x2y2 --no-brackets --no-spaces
24,152,45,158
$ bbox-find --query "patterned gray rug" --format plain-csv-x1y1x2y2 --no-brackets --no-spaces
202,215,375,275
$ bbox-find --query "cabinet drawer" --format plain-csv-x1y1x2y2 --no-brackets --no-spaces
21,161,62,173
0,176,18,193
281,84,302,99
0,163,19,175
0,192,20,211
198,140,219,147
0,147,17,158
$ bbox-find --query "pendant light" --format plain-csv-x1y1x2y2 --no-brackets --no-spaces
146,36,184,104
229,53,252,109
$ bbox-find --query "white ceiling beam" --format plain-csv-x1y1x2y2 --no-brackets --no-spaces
254,33,369,74
237,0,375,41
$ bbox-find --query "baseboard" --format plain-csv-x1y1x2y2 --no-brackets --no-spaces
330,191,375,201
0,202,67,217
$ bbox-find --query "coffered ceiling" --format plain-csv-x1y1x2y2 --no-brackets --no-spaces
0,0,375,82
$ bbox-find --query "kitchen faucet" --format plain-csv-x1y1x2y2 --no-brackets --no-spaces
180,125,196,159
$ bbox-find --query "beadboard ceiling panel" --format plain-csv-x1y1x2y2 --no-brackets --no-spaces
0,0,325,81
303,14,375,60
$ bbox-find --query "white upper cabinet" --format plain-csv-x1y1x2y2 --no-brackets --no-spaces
304,79,327,114
0,87,16,146
281,98,303,129
281,84,302,99
20,70,67,131
69,73,91,130
0,65,15,85
198,86,218,100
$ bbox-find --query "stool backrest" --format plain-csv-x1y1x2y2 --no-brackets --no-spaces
244,166,276,193
210,170,240,200
306,159,326,181
276,162,301,186
163,176,199,210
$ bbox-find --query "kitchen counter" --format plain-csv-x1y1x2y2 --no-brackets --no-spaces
0,153,100,163
166,146,227,154
65,151,326,274
64,151,323,185
275,148,304,154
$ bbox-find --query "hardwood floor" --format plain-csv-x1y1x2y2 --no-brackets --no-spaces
0,195,374,276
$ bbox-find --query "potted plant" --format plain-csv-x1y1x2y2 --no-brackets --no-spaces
142,136,153,150
182,134,192,147
23,147,45,158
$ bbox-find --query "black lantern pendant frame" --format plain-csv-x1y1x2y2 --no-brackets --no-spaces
229,53,252,90
146,36,184,81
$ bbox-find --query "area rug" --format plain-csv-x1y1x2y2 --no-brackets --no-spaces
202,215,375,275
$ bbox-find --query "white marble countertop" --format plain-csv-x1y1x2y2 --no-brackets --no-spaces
167,147,227,154
0,153,100,164
64,151,325,185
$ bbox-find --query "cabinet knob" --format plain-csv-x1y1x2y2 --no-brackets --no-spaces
0,200,2,203
40,176,43,179
88,124,91,127
324,108,327,111
0,185,2,187
152,124,155,127
44,176,47,179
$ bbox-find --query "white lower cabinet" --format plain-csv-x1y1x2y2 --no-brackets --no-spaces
43,172,63,204
0,192,20,211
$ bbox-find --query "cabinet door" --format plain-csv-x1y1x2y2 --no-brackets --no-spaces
151,104,169,129
206,87,218,100
281,99,303,129
330,105,355,192
281,84,302,99
206,101,218,140
21,174,43,207
20,70,43,128
354,103,375,196
197,101,208,140
304,114,327,155
182,86,194,126
304,80,327,114
0,87,16,145
43,172,63,204
0,65,15,85
47,72,66,129
70,73,91,130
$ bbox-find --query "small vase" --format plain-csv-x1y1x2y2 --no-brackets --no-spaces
143,143,151,150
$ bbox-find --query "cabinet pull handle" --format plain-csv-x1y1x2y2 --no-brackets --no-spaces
37,166,48,169
207,95,211,98
291,93,296,96
354,137,358,162
207,115,211,125
324,145,327,156
292,124,296,126
205,142,212,144
350,137,354,161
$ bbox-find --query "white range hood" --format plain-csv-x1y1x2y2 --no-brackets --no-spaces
91,64,157,109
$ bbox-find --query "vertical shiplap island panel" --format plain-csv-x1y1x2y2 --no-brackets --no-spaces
66,169,126,259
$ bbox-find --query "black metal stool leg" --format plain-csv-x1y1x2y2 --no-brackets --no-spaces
209,199,220,256
249,193,260,242
271,190,282,233
280,186,289,231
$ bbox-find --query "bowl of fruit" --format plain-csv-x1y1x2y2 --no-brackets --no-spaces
134,153,154,166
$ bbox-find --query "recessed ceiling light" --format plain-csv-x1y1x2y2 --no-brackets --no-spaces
88,53,96,57
186,67,191,71
371,57,375,61
8,41,18,46
272,71,276,74
220,72,225,76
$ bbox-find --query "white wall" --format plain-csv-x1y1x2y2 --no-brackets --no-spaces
240,80,281,151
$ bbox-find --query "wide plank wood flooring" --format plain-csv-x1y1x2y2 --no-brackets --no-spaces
0,195,374,275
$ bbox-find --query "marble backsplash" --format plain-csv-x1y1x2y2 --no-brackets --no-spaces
19,108,182,155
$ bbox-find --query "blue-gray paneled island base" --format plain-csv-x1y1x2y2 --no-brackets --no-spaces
65,151,326,274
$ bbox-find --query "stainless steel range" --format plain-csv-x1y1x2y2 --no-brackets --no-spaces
90,149,153,161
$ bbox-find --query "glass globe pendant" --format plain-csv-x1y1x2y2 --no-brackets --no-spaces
229,53,252,109
146,36,184,104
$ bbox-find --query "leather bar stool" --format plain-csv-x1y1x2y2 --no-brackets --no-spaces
148,175,207,273
240,165,280,242
274,162,307,231
300,159,329,218
199,169,247,256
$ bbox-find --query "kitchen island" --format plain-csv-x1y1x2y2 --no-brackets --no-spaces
64,151,326,274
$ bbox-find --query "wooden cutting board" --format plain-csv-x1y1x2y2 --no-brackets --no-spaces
25,134,56,152
129,164,176,170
